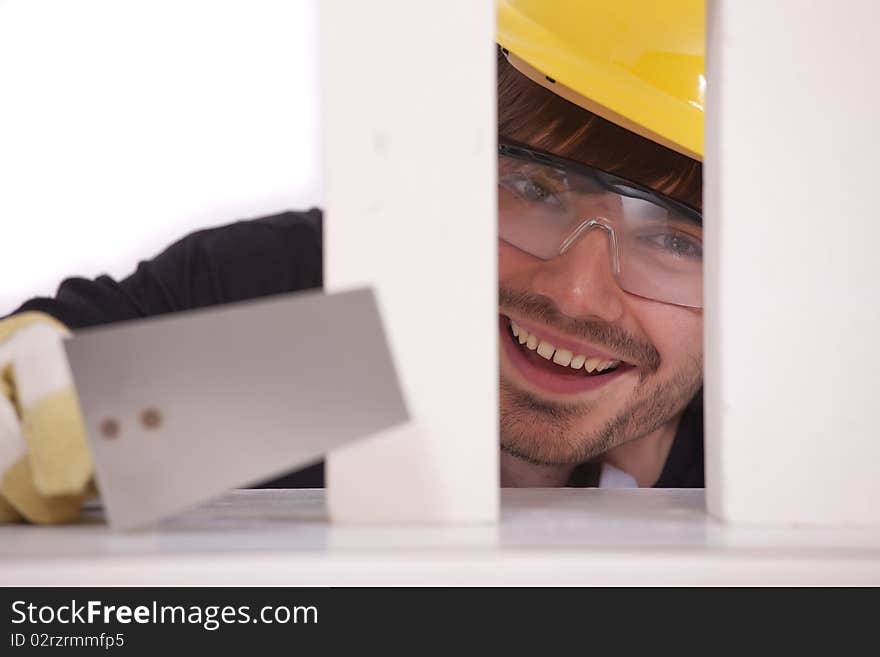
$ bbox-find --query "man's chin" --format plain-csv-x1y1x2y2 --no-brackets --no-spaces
499,378,617,465
500,441,584,468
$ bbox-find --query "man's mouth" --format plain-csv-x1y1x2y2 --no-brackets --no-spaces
499,314,633,395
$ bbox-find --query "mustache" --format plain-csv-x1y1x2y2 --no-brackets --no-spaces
498,286,661,373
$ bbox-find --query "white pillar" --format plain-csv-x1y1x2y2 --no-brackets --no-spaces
705,0,880,525
322,0,498,524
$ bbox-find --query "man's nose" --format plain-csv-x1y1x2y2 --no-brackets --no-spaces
529,225,625,322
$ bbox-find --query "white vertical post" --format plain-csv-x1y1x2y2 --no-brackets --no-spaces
705,0,880,525
321,0,498,523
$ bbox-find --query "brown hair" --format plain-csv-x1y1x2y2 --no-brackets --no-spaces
497,49,702,210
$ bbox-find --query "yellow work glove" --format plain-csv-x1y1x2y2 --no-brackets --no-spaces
0,312,94,523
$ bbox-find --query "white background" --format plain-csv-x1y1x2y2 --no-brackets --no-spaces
0,0,320,315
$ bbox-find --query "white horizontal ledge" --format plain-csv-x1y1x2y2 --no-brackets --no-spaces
1,489,878,586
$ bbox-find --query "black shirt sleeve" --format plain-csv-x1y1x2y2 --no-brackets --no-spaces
9,208,326,489
11,209,324,329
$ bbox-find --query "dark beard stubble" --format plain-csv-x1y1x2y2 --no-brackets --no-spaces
499,358,702,467
498,286,702,467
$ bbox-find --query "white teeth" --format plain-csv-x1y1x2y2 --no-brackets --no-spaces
509,320,621,374
536,340,555,360
552,349,573,366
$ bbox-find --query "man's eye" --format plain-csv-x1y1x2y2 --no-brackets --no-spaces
500,175,564,208
642,232,703,259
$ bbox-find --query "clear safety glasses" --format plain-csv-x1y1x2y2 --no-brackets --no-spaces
498,140,703,309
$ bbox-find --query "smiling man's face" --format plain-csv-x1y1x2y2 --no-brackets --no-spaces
497,228,703,467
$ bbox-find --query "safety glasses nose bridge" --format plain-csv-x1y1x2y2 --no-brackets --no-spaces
557,218,622,276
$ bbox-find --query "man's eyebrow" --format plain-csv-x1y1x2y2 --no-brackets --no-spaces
524,163,567,181
518,164,571,190
669,212,703,229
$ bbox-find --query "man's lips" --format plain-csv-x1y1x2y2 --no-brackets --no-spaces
502,314,632,366
498,314,635,396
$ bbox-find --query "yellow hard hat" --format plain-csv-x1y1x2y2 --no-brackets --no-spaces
497,0,704,160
